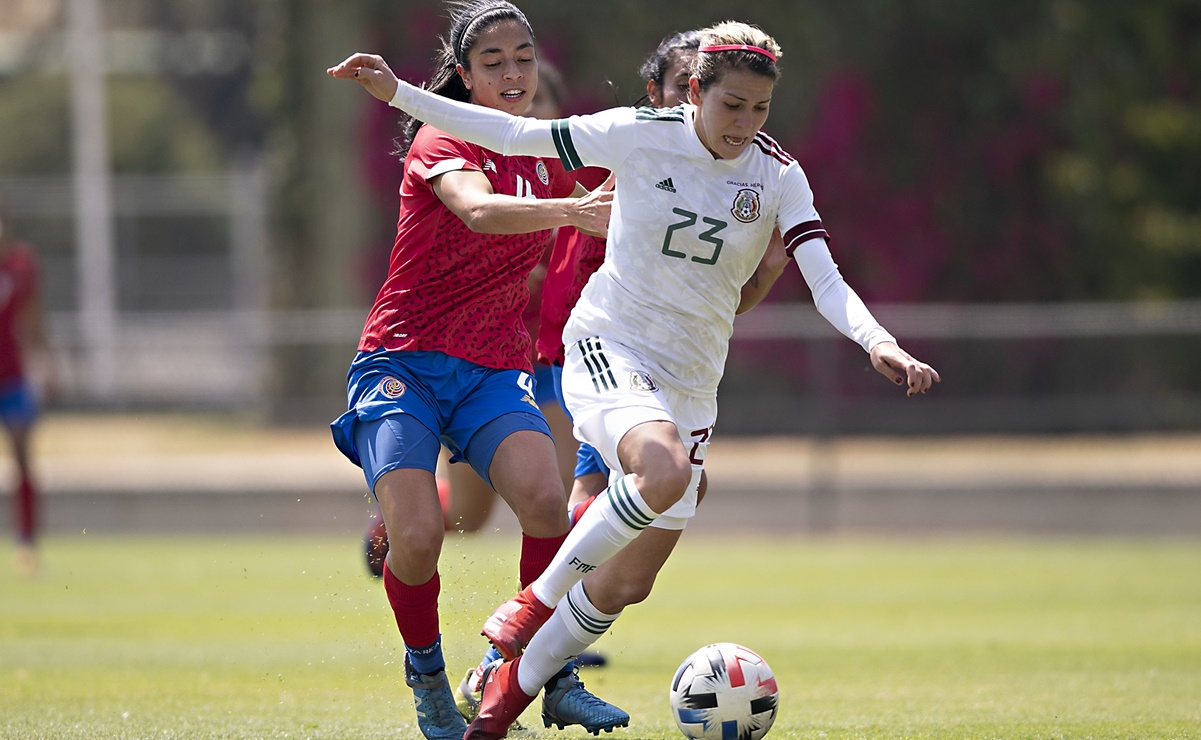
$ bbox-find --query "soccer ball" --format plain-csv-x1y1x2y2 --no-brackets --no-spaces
669,642,779,740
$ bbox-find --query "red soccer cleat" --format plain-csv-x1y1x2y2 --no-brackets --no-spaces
464,656,536,740
481,586,555,661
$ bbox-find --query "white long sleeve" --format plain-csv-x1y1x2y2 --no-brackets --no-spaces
389,78,560,158
792,238,896,352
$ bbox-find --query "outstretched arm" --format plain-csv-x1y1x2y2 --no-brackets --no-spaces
326,52,401,102
432,170,611,237
327,52,561,160
792,237,939,396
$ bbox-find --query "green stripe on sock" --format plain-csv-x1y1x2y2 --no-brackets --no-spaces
608,478,654,530
567,591,612,636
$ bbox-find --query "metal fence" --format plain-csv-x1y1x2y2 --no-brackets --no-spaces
7,173,1201,433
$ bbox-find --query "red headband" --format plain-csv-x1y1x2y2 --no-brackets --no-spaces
698,44,777,63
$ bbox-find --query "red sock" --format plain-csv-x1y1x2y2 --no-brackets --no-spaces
383,566,440,649
568,494,599,527
519,532,568,589
15,476,36,545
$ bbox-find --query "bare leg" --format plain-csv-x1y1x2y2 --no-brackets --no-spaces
541,401,577,497
566,472,606,512
375,468,445,585
583,524,682,614
487,429,569,538
7,423,37,575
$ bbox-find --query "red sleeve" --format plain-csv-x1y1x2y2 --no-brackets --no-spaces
546,157,577,198
572,166,609,191
406,126,486,183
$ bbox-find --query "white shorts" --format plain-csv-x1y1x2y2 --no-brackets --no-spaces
562,337,717,529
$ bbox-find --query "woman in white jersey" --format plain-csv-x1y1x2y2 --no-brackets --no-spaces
330,20,939,738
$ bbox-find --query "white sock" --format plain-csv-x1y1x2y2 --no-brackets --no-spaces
517,581,621,695
530,474,656,608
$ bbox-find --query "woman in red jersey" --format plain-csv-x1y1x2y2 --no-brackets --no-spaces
329,3,623,738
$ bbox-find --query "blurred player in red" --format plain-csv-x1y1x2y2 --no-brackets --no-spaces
329,3,623,738
0,202,54,576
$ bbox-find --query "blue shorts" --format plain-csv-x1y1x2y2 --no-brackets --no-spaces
0,379,38,428
550,363,608,480
532,362,558,406
331,349,551,493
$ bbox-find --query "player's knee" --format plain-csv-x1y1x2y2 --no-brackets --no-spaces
633,455,692,513
510,481,570,536
384,523,442,577
594,570,657,611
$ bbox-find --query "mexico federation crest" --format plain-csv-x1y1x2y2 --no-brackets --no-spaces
630,371,658,392
536,160,549,185
379,376,406,398
731,188,762,223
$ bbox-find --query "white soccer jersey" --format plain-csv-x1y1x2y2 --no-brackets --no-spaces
553,105,834,395
388,81,896,397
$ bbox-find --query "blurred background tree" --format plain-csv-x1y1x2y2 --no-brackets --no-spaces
340,0,1201,306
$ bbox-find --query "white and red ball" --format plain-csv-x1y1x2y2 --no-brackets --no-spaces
669,642,779,740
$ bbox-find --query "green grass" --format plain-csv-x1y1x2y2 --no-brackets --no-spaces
2,534,1200,739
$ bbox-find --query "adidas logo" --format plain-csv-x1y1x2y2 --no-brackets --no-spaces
655,177,676,193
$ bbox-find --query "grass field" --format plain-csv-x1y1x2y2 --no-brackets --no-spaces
2,533,1200,739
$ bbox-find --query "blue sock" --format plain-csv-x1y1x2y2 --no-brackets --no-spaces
475,645,502,673
407,635,445,675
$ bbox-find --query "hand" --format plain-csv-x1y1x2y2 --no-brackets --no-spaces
869,342,940,397
572,174,615,238
326,53,400,102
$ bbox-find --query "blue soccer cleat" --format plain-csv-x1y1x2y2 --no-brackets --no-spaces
405,655,469,740
542,666,630,735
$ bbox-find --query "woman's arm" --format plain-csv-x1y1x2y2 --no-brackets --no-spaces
793,237,940,395
736,227,789,314
792,236,895,351
432,170,610,236
327,52,560,159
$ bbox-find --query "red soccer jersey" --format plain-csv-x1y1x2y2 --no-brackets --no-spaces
358,124,576,372
535,166,609,366
0,243,38,384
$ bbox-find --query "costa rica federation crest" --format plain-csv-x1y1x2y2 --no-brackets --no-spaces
536,160,549,185
379,377,406,398
731,188,762,223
